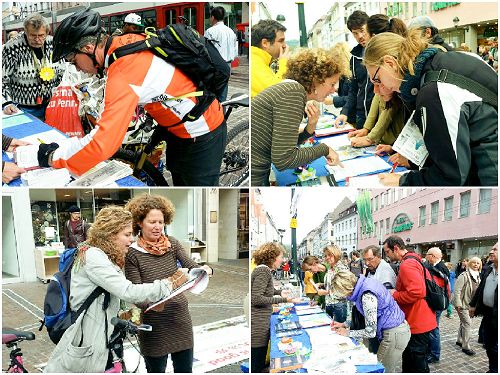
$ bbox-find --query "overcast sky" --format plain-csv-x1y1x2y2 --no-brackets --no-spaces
264,0,336,40
259,188,358,244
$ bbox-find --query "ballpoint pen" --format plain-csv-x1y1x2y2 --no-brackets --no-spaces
390,163,398,173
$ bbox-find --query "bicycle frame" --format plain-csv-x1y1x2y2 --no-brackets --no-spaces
3,341,28,373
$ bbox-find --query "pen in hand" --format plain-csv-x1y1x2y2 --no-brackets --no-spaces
37,138,45,144
390,163,398,173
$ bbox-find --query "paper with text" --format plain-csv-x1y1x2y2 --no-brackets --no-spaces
392,111,429,168
325,156,392,181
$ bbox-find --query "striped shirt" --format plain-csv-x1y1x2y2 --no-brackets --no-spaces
251,265,287,348
204,21,238,62
251,81,329,186
124,236,199,357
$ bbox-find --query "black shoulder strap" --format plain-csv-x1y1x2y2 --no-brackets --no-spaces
75,286,108,317
423,69,498,109
404,254,427,278
107,37,162,67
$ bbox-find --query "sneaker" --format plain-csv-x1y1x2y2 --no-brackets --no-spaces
462,349,476,356
456,342,462,347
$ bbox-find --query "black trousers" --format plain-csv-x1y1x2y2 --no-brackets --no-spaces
251,346,268,373
143,348,193,373
165,121,227,186
402,331,430,373
483,307,498,372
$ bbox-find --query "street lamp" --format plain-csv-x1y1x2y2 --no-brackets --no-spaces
276,14,286,22
278,229,286,244
453,16,469,32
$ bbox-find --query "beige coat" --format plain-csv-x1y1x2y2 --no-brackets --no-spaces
45,247,172,373
452,270,480,309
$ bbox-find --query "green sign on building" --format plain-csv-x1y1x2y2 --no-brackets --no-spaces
432,2,460,11
392,213,414,233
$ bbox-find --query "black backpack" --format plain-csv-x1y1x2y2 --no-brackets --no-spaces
39,248,109,344
406,255,450,312
106,24,230,124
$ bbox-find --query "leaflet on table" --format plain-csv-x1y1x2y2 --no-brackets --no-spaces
315,121,355,137
295,306,323,316
346,172,407,187
21,129,68,145
2,109,24,118
20,168,72,187
270,352,307,373
297,313,332,328
2,114,32,128
68,160,133,186
145,267,209,313
325,156,392,181
13,130,70,169
392,110,429,168
276,320,302,332
319,133,351,149
335,145,366,161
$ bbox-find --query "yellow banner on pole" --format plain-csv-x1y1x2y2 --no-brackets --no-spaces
290,218,297,228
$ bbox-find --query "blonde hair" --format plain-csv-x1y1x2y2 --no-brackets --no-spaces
332,42,352,79
323,244,342,263
285,48,350,93
87,206,133,267
330,269,358,298
468,256,482,271
364,29,428,76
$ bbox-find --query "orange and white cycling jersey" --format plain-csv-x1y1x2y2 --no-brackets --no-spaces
51,33,224,176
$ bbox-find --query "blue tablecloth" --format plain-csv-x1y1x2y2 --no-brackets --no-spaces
2,113,144,187
272,131,407,186
270,303,384,373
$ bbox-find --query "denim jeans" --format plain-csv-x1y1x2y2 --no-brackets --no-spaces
428,310,442,361
325,302,347,323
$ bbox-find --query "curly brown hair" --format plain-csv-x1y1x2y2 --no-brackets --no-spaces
86,206,133,268
285,48,350,94
253,242,284,268
125,194,175,235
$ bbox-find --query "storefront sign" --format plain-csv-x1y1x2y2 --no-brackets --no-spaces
432,2,460,11
392,213,413,233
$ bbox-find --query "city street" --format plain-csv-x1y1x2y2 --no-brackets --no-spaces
2,259,249,373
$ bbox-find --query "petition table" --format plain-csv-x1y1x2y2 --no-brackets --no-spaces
270,302,384,373
2,112,145,187
272,114,406,187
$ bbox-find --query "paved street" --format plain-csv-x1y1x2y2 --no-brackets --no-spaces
2,259,249,373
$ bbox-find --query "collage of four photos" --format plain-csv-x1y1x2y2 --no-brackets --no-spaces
1,0,499,373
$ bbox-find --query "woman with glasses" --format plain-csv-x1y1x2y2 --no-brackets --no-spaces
363,29,498,186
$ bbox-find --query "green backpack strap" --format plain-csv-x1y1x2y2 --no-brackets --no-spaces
423,69,498,109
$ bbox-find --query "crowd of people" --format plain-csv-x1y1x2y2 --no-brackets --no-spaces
44,194,213,373
2,7,240,186
250,11,498,187
251,237,498,373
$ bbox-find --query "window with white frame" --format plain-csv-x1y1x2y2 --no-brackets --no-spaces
460,191,471,218
419,205,426,226
444,196,453,221
431,201,439,224
386,218,390,234
478,189,492,214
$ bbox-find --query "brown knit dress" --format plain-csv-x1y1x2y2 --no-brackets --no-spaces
124,236,199,357
251,265,288,348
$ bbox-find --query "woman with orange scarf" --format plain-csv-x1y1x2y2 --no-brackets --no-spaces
124,194,212,373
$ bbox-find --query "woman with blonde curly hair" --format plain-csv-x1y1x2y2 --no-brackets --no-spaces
364,29,497,187
452,256,482,356
251,242,301,372
45,206,176,373
123,193,212,373
251,47,349,186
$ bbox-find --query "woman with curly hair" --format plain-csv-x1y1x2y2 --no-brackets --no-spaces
45,206,177,373
123,193,212,373
251,47,349,186
251,242,301,372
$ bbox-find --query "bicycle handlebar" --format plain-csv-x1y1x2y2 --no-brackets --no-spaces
110,317,152,334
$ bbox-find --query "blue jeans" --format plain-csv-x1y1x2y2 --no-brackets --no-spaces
428,310,442,361
325,302,347,323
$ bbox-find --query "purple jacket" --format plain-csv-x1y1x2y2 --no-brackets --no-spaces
348,275,405,340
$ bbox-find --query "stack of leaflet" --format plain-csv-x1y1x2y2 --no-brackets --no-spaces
297,313,332,329
69,160,133,187
294,305,324,316
275,320,301,333
21,168,72,187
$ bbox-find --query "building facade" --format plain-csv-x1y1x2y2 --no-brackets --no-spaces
358,188,498,263
250,188,281,250
380,2,498,53
333,202,358,255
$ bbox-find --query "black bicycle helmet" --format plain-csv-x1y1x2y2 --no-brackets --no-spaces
52,8,103,62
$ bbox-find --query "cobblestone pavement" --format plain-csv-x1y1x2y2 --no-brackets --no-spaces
271,276,490,373
2,259,249,373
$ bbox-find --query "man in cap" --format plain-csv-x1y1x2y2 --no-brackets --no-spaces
408,15,453,52
63,205,88,249
122,13,143,33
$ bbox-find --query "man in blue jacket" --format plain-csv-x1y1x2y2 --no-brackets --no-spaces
335,11,374,129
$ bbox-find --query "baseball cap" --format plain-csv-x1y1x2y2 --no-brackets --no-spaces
68,205,81,213
408,16,436,29
124,13,143,27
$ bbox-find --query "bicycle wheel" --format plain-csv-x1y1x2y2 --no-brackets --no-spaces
220,121,249,186
112,149,169,186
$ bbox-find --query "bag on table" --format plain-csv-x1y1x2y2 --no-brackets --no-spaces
45,82,84,138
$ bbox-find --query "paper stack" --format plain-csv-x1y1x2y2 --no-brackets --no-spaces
69,160,133,186
21,168,72,187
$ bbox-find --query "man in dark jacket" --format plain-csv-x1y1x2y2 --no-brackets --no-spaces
408,16,454,52
470,243,498,373
63,205,88,249
335,11,374,129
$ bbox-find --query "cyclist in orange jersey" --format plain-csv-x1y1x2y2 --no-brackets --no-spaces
37,8,226,186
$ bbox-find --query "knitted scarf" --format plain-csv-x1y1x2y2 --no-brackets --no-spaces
137,234,171,256
399,47,439,104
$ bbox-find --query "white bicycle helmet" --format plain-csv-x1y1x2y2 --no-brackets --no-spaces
124,13,143,26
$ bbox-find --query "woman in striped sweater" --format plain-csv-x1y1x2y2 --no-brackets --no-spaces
251,242,301,372
124,194,212,373
251,48,350,186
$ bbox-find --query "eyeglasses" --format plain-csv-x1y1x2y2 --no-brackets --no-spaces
371,66,382,84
